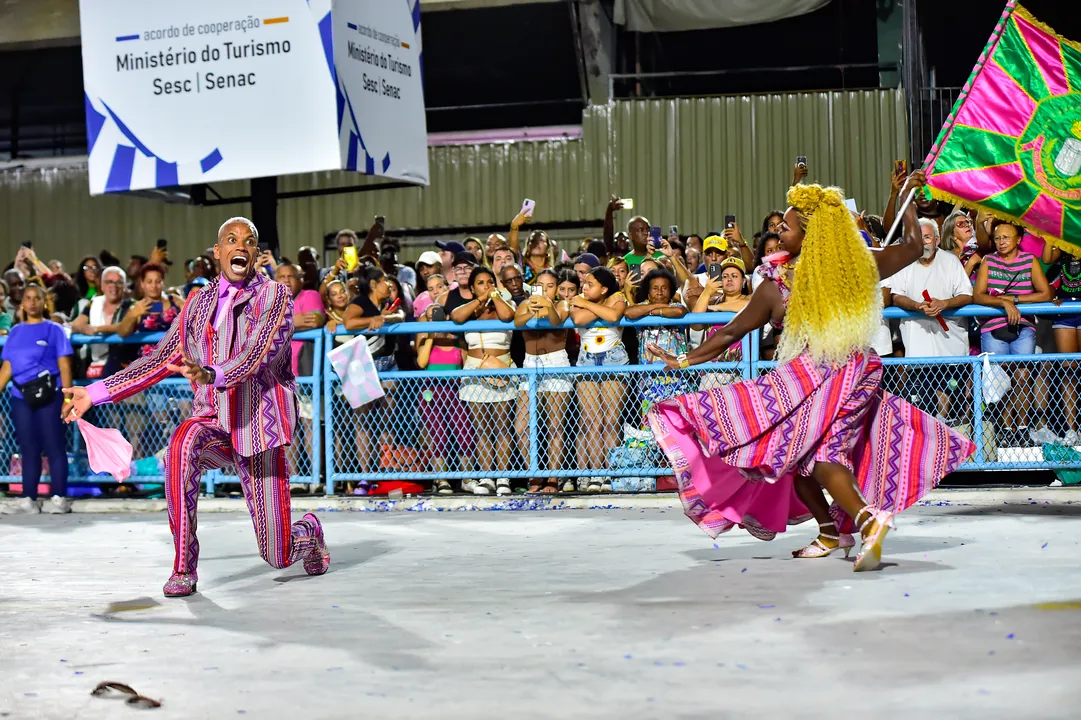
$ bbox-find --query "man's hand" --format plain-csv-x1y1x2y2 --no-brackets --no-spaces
607,195,626,213
659,239,675,258
166,358,215,385
922,298,947,317
61,387,92,424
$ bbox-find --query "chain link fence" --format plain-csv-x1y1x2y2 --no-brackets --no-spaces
4,306,1081,496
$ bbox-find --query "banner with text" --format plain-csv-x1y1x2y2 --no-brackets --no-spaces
333,0,429,185
78,0,428,195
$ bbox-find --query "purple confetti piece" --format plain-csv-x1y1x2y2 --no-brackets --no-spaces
741,568,747,573
713,544,720,549
674,661,686,667
904,593,910,597
1041,543,1048,549
624,655,632,660
759,604,774,609
1006,633,1014,639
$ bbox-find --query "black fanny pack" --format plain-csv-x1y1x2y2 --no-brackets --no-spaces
16,371,57,410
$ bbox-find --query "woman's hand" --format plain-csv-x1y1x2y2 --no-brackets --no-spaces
61,387,92,423
723,223,745,249
325,319,338,333
645,343,680,370
702,276,723,300
1002,298,1022,325
902,169,926,197
793,162,809,185
511,210,530,230
890,162,906,194
659,239,675,258
367,315,386,331
130,297,152,318
569,294,589,308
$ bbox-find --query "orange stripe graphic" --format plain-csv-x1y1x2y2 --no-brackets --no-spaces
263,16,289,24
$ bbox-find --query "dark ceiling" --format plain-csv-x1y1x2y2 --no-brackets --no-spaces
1,0,1078,158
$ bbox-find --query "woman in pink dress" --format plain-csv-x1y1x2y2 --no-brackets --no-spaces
647,178,976,571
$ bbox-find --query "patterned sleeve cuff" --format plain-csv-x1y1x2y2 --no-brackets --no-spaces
211,364,226,388
87,381,112,406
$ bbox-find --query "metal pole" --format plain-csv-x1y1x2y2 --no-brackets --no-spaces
884,188,918,246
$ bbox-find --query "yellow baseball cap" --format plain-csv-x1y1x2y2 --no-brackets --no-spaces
719,256,746,274
703,235,728,253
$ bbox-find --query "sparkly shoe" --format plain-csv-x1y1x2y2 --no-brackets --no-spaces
163,572,198,598
853,506,894,572
792,522,855,558
302,513,330,576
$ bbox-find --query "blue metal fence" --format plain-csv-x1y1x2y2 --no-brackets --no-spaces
3,304,1081,496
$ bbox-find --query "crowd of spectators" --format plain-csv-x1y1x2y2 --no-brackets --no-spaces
3,161,1081,507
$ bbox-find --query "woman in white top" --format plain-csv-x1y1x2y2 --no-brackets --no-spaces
451,266,517,496
513,268,572,493
569,267,628,490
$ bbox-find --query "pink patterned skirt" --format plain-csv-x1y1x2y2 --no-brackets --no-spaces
647,351,976,539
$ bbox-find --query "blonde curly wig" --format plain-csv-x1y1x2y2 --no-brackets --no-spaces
775,184,882,366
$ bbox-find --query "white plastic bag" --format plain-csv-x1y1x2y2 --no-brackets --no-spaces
981,353,1011,405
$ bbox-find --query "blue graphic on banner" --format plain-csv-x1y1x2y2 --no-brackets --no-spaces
85,96,222,192
84,94,106,155
115,34,139,42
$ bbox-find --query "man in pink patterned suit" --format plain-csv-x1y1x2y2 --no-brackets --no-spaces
63,217,329,597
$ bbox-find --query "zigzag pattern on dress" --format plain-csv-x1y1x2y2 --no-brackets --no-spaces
648,351,977,541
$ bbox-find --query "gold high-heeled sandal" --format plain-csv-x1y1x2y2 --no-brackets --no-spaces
853,505,894,572
792,521,855,558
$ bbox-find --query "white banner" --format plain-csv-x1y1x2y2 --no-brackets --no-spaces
333,0,429,185
78,0,428,195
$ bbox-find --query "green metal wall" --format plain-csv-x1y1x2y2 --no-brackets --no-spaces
0,89,906,273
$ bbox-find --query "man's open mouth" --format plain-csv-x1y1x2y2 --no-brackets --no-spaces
229,255,250,273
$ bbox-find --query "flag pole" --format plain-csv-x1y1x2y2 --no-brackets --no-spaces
884,188,918,246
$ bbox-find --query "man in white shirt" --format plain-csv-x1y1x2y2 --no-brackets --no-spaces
886,218,973,420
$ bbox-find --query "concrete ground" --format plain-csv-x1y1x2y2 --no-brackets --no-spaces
1,490,1080,719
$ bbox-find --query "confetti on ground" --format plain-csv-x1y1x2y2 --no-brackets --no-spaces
1006,634,1015,639
1042,543,1048,549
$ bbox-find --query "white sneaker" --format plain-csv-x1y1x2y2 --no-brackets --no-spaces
495,478,512,496
461,479,477,494
585,478,603,493
41,496,73,514
473,478,495,495
1,497,42,515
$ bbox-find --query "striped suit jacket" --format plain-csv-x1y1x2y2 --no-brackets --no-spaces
101,272,296,457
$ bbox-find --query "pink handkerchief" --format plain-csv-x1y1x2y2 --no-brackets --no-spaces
328,335,386,409
77,419,133,481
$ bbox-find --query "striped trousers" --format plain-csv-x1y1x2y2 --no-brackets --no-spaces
166,417,319,574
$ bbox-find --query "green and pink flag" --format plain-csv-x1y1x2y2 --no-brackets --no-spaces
923,3,1081,252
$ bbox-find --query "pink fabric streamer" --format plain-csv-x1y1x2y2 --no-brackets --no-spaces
76,419,133,481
